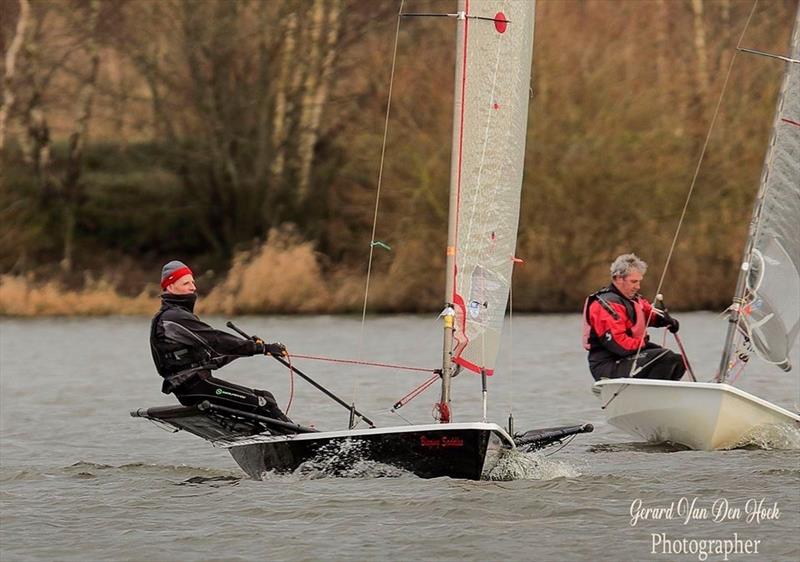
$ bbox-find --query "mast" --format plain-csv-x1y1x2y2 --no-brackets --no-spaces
718,10,800,382
439,1,467,421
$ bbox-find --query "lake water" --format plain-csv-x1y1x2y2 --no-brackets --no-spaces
1,313,798,561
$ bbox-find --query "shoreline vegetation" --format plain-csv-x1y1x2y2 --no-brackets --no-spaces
0,233,347,316
0,229,730,317
2,1,795,317
0,230,440,316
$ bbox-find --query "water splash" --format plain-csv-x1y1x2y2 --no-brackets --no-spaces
726,423,800,450
289,439,410,479
486,448,580,481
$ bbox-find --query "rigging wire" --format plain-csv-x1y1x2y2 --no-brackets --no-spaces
628,0,760,378
360,0,404,337
354,0,405,415
390,408,415,425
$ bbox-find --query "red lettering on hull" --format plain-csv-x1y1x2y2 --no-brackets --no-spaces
420,436,465,449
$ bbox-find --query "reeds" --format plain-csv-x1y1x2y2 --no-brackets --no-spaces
0,275,156,316
203,230,333,314
0,232,371,316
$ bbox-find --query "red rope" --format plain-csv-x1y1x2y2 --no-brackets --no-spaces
434,402,451,423
282,352,436,413
728,359,746,384
672,332,697,382
285,354,295,413
392,374,439,410
288,353,436,373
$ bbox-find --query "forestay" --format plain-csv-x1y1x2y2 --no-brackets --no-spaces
741,13,800,371
450,1,535,375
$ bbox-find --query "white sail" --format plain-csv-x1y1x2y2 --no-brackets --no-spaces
740,13,800,371
448,1,535,376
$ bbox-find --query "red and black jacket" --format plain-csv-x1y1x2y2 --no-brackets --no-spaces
582,285,668,363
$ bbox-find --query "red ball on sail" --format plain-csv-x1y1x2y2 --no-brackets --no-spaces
494,12,508,34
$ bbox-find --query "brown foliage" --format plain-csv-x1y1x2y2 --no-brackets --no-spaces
0,274,155,316
1,0,797,314
203,229,332,315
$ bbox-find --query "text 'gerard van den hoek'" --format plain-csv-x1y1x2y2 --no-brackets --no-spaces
629,497,780,526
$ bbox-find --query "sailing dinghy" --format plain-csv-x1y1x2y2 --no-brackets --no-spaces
594,9,800,451
133,1,592,480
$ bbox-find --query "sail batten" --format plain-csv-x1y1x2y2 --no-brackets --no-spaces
448,1,535,375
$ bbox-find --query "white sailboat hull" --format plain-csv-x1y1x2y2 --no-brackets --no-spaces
593,379,800,450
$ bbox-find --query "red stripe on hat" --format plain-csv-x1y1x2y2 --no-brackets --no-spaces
161,266,193,289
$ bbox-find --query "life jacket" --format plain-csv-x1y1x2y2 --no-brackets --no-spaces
150,304,216,393
628,297,646,342
582,286,646,350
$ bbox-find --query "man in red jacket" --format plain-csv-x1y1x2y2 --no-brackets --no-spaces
582,254,685,381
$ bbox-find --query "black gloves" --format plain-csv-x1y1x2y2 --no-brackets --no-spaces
264,342,287,356
655,297,679,334
666,315,680,334
252,338,288,356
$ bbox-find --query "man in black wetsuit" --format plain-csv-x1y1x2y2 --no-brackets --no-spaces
150,260,292,423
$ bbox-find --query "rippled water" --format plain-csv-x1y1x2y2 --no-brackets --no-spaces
1,314,798,561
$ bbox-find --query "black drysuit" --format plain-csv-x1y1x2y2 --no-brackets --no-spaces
149,292,291,423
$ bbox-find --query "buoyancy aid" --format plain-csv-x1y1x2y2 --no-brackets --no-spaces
629,298,646,340
150,293,216,393
151,314,211,372
582,289,615,350
582,286,647,352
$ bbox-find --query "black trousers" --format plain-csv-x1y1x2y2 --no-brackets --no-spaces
174,374,292,423
591,343,686,381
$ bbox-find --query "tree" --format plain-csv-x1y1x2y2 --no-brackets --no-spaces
0,0,30,153
60,0,102,272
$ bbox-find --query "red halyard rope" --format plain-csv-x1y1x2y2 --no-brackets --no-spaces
287,353,437,374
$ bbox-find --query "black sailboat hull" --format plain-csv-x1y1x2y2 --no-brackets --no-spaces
130,404,514,480
226,423,513,480
131,404,592,480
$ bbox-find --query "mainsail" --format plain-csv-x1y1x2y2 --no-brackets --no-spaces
448,1,535,375
726,11,800,374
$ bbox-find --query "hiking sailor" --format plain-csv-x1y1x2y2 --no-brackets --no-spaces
150,260,292,423
582,253,686,381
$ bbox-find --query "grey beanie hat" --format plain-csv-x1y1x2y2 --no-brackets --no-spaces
160,260,193,289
